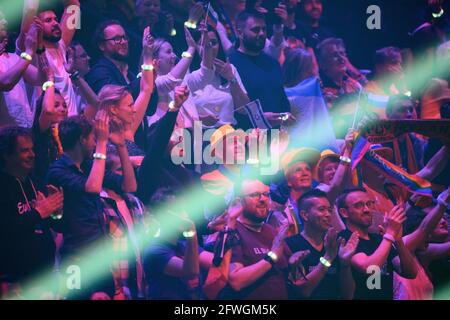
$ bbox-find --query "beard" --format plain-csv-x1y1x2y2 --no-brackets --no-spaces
242,35,266,53
243,208,267,224
110,51,129,62
44,34,61,43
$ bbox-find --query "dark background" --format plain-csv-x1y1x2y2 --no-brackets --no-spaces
0,0,437,68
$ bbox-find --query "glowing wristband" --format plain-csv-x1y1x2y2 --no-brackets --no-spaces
168,101,176,111
93,153,107,160
184,21,197,29
339,156,352,164
181,51,193,59
170,28,177,36
42,81,55,91
20,52,33,62
319,256,331,268
182,230,196,238
383,233,396,244
141,64,154,71
432,8,444,19
267,251,278,262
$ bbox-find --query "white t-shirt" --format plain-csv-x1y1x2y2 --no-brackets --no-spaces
0,53,34,128
45,40,83,116
186,63,246,128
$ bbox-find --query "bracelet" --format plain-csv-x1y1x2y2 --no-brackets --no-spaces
93,152,107,160
42,80,55,91
319,256,331,268
182,230,196,238
20,52,33,62
383,233,396,243
264,251,278,266
184,20,197,29
181,51,193,59
432,8,444,19
141,64,154,71
36,47,46,55
168,101,178,111
339,156,352,164
69,71,80,81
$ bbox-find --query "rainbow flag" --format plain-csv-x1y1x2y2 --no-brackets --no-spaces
350,132,432,195
351,133,371,171
362,149,432,196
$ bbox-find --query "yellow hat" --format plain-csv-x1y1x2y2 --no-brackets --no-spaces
314,149,340,181
281,147,321,176
210,124,246,151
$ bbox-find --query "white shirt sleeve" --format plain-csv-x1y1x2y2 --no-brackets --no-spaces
185,63,215,93
155,73,183,96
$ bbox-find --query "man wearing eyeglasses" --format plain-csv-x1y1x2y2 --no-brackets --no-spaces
336,188,417,300
85,20,135,94
85,19,157,151
221,176,309,299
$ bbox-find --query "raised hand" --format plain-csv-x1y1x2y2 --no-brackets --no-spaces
289,250,310,267
384,204,407,240
184,26,196,51
64,46,76,74
142,26,154,58
94,109,110,144
271,222,289,258
188,2,205,24
274,3,288,25
109,119,126,147
214,58,234,82
344,128,356,150
227,198,243,223
338,231,360,267
324,227,339,262
25,21,39,54
173,85,190,111
288,250,310,283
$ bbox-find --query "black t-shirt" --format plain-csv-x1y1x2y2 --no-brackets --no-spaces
228,49,290,130
339,229,397,300
285,233,340,299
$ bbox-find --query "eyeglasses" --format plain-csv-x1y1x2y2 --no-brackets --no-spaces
244,192,270,199
103,35,129,44
349,200,376,210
